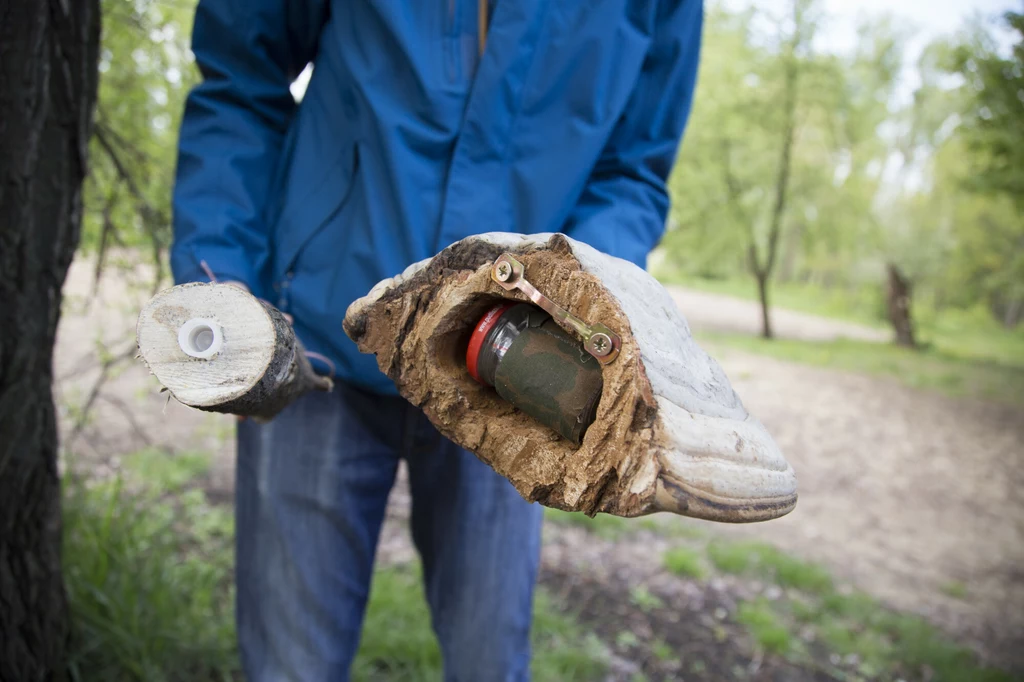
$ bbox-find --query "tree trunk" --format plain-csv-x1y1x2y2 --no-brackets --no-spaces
0,0,101,679
756,271,774,339
886,263,917,349
1003,297,1022,329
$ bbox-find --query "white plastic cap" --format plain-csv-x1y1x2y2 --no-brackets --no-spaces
177,318,224,360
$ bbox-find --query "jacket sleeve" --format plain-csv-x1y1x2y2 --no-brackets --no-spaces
563,0,703,268
170,0,328,294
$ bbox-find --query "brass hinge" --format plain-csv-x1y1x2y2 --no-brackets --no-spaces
491,253,620,364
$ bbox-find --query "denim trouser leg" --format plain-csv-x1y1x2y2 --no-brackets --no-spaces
235,383,542,682
407,419,543,682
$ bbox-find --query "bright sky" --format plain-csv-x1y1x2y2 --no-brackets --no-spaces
723,0,1018,106
819,0,1017,57
727,0,1017,48
828,0,1012,37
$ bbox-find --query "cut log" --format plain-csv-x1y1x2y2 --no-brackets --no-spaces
137,282,331,420
344,233,797,523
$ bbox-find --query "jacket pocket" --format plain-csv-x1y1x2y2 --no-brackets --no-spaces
274,142,361,282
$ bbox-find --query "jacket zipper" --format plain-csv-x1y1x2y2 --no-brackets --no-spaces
277,144,361,315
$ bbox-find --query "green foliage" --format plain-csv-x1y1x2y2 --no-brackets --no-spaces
84,0,200,281
736,600,792,654
662,547,707,580
666,0,899,336
950,13,1024,210
664,1,1024,336
63,478,238,682
937,13,1024,326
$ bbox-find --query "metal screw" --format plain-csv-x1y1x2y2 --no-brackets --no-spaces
495,261,512,282
589,333,611,356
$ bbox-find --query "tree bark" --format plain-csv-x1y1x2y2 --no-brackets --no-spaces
886,263,917,349
756,272,774,340
0,0,101,679
1002,297,1022,329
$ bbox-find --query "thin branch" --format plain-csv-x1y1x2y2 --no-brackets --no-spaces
67,345,139,447
91,181,120,299
764,17,802,278
94,126,153,214
94,117,150,167
97,394,153,446
93,124,169,293
719,137,761,274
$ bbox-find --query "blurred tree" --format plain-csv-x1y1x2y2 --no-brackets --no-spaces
84,0,199,290
0,0,101,678
668,0,831,338
945,12,1024,327
666,2,1023,337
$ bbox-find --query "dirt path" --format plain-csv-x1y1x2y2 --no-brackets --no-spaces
56,259,1023,671
707,350,1024,668
666,286,889,343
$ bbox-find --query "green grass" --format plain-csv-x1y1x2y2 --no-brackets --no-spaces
657,271,1024,404
799,591,1017,682
662,547,707,579
543,507,632,540
354,566,607,682
653,270,887,329
700,332,1024,405
650,638,674,662
63,478,238,682
545,508,709,543
628,585,665,613
738,584,1017,681
615,630,641,650
120,448,213,490
64,454,608,682
736,599,793,655
707,541,833,594
941,581,969,600
64,446,1014,682
641,516,708,539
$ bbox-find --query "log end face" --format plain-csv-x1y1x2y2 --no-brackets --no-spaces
137,282,277,407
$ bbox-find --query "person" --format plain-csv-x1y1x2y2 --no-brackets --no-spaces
171,0,704,679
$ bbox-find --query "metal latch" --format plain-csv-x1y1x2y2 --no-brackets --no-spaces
490,253,621,364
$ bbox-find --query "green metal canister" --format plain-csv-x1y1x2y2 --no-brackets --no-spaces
466,303,604,445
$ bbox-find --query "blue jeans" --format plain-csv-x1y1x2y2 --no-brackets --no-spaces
235,382,543,682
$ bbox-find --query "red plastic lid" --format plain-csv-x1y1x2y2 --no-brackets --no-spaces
466,302,516,384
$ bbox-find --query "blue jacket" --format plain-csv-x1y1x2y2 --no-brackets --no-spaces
172,0,703,395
